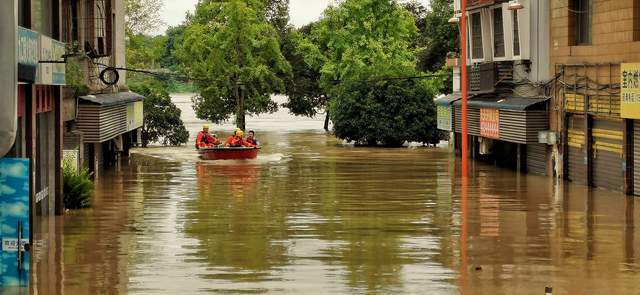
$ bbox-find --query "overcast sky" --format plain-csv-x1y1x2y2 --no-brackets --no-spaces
157,0,430,35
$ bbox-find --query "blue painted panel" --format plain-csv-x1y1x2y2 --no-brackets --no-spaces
0,158,30,287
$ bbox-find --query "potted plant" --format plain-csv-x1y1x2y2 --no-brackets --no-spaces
446,52,460,68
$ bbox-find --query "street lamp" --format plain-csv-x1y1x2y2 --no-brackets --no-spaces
508,1,524,10
448,16,460,24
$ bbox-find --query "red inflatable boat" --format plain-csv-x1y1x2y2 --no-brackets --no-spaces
198,146,260,160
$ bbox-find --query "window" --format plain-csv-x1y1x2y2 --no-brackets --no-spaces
570,0,592,45
32,0,53,36
513,11,520,56
471,13,483,59
493,8,505,58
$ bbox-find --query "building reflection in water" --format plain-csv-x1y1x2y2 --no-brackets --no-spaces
24,132,640,294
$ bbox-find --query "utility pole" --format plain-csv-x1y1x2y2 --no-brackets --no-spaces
460,0,469,178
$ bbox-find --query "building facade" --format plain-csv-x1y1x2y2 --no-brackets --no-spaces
438,0,553,175
550,0,640,195
60,0,143,178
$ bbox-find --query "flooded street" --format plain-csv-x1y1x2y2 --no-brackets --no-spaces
30,94,640,294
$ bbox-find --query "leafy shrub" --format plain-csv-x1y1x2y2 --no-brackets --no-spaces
128,81,189,147
62,160,93,209
330,78,443,147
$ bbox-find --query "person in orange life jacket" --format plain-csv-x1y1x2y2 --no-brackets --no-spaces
196,124,220,148
245,130,259,146
224,129,253,147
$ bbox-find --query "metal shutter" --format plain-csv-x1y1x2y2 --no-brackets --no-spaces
592,119,624,192
568,115,585,184
635,121,640,195
527,144,548,175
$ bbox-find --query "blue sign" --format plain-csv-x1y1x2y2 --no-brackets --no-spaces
0,158,30,287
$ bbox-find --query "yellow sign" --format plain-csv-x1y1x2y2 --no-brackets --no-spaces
621,63,640,119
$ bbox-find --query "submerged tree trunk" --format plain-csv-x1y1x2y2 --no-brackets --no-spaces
324,111,330,131
236,87,246,131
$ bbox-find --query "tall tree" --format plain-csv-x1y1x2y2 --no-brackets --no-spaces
404,0,458,73
124,0,166,35
264,0,290,38
305,0,443,146
177,0,291,130
280,23,328,129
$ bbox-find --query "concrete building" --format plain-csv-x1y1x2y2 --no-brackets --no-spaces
549,0,640,195
59,0,143,178
437,0,553,175
2,0,142,219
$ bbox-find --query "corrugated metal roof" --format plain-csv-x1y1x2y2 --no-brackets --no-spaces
79,92,144,106
453,96,549,111
435,93,461,106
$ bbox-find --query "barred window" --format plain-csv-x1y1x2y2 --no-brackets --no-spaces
471,12,483,59
493,8,505,58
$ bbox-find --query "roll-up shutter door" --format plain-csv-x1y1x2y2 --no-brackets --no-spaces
455,107,481,136
527,144,547,175
567,115,585,184
634,121,640,195
592,119,624,192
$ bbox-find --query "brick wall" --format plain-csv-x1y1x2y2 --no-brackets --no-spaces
551,0,640,65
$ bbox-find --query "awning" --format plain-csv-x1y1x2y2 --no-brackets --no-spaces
79,92,144,106
435,93,461,106
453,96,548,111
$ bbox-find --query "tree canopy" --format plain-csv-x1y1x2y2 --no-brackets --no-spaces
177,0,291,130
299,0,443,146
124,0,165,35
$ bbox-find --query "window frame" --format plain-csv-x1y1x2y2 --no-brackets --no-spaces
570,0,592,46
469,11,485,63
511,9,521,59
491,5,507,61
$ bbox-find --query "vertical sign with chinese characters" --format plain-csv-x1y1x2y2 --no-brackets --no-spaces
0,158,30,287
621,63,640,119
480,108,500,139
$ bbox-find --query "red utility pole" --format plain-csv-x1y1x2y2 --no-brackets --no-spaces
460,0,469,178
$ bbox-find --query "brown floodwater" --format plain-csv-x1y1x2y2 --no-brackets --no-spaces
27,95,640,294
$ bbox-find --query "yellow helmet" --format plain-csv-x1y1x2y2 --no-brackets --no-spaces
235,129,244,137
203,124,209,130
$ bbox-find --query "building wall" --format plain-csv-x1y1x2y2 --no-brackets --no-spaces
550,0,638,193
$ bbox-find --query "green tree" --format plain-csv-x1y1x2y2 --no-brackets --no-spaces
280,23,328,128
403,0,457,94
129,81,189,147
264,0,290,38
124,0,165,35
306,0,443,146
177,0,291,130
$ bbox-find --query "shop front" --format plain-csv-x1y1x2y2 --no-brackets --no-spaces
450,96,549,174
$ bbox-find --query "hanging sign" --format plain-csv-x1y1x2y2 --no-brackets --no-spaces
17,27,39,83
437,105,452,131
0,158,30,287
621,63,640,119
480,108,500,139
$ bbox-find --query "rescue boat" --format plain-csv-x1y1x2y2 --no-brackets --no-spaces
198,146,260,160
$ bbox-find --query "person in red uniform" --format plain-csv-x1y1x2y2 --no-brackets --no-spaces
224,129,253,147
245,130,259,147
196,124,220,149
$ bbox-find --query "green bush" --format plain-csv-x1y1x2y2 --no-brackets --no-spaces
62,160,93,209
330,78,443,147
128,81,189,147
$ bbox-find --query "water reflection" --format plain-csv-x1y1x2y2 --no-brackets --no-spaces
26,131,640,294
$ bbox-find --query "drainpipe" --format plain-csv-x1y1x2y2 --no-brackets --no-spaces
0,0,18,158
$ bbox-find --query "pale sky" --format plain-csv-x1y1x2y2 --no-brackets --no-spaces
157,0,430,35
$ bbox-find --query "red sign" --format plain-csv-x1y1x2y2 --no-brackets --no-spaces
480,108,499,139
